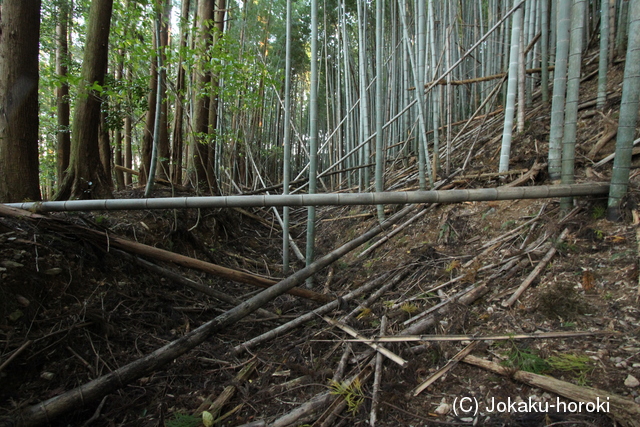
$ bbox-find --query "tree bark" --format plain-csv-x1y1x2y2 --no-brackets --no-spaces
0,0,42,203
56,0,71,188
55,0,114,200
191,0,216,194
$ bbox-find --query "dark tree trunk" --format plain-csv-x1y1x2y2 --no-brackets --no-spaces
157,0,171,182
55,0,114,200
191,0,216,194
99,110,112,181
171,0,191,185
114,55,125,190
0,0,42,203
139,29,158,186
124,66,133,186
56,0,71,189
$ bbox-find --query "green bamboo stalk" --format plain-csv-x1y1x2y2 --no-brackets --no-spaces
375,0,385,222
540,0,550,103
547,0,571,181
607,0,640,220
306,0,319,286
597,0,610,108
560,0,586,211
499,1,523,173
282,0,292,274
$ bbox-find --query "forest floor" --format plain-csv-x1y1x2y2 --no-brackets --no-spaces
2,60,640,427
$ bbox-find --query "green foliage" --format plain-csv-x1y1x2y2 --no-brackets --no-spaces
329,378,365,415
501,342,550,374
547,353,594,385
165,412,200,427
591,203,607,220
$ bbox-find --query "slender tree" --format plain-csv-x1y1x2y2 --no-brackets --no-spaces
597,0,610,108
547,0,571,181
560,0,586,210
283,0,293,274
375,0,385,222
306,0,319,287
498,1,523,173
608,0,640,220
56,0,71,187
0,0,42,203
55,0,114,200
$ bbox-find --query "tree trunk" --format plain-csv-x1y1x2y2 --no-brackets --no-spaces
55,0,114,200
608,0,640,220
56,0,71,189
547,0,571,181
498,0,523,173
191,0,215,194
171,0,191,185
140,31,158,185
0,0,42,203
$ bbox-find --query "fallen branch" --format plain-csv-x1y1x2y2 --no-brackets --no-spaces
232,270,409,356
463,354,640,427
7,203,416,426
116,250,276,319
369,316,387,427
594,137,640,167
413,342,478,396
193,359,257,418
502,228,569,307
0,340,32,373
349,330,617,343
322,317,407,367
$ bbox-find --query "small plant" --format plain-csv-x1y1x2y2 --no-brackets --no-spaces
444,259,461,273
501,220,516,230
329,378,365,415
603,292,613,300
400,302,419,315
547,353,594,386
501,342,550,374
165,412,200,427
356,308,372,320
591,204,607,220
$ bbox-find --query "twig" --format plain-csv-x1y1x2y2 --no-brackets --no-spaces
413,342,478,396
193,359,257,417
349,330,617,343
370,316,387,426
232,271,405,356
502,228,570,307
322,317,407,367
0,340,32,373
81,395,108,427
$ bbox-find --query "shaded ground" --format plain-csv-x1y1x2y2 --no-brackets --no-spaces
1,59,640,427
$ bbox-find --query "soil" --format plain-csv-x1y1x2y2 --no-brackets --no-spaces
1,59,640,427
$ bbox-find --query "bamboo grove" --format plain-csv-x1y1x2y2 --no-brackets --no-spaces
1,1,639,226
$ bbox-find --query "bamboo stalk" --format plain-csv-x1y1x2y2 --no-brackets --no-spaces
502,228,570,307
463,355,640,427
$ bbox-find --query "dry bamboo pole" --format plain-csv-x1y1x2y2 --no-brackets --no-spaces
232,270,408,355
369,316,387,427
7,183,610,212
4,204,417,427
464,355,640,427
502,227,570,307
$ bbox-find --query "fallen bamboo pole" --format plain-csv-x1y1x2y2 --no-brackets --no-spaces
4,204,417,427
0,204,329,304
463,354,640,427
6,183,610,212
